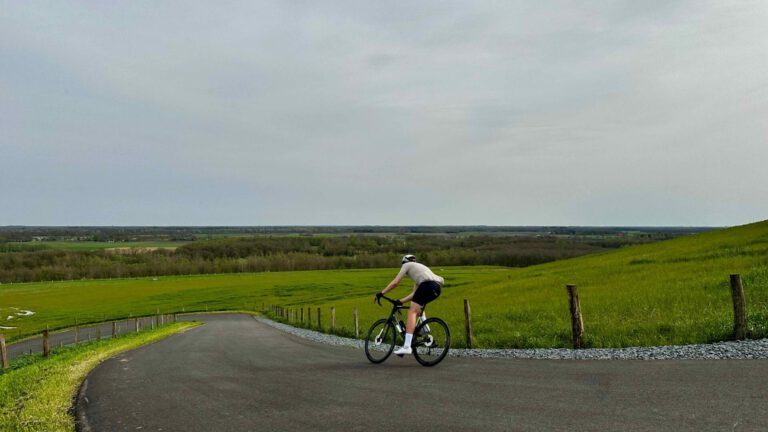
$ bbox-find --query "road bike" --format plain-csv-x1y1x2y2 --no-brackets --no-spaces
365,294,450,367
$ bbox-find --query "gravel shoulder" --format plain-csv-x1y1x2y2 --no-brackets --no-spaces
255,315,768,360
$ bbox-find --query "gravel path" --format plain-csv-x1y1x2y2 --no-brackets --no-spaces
255,316,768,360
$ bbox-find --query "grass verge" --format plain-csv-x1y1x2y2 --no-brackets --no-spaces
0,322,199,432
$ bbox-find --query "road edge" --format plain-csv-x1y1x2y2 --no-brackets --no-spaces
255,315,768,361
74,378,93,432
72,323,202,432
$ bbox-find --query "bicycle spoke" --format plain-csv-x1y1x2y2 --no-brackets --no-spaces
412,318,450,367
365,319,396,363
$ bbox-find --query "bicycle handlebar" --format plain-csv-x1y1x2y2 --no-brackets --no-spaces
375,294,399,307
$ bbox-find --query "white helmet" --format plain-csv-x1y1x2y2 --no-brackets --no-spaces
401,254,417,264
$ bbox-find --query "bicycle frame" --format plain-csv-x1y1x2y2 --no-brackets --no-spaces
376,295,430,342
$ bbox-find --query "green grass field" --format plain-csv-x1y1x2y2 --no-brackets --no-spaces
1,220,767,348
0,322,198,432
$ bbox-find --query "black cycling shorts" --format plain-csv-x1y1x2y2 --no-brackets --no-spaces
412,280,442,306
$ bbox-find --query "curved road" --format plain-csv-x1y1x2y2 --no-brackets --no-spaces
78,314,768,431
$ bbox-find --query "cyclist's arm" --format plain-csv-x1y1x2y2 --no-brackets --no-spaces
380,275,403,294
399,283,417,304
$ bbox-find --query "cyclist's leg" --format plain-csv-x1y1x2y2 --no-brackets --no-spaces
394,302,422,353
398,281,440,353
408,281,441,332
406,301,423,334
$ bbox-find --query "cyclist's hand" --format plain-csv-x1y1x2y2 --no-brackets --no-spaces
374,292,383,305
394,299,403,306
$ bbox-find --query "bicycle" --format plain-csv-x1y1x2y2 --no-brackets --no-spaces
365,294,451,367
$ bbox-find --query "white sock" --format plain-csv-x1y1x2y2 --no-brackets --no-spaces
404,333,413,349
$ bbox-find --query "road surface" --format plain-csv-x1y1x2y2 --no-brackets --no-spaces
77,314,768,431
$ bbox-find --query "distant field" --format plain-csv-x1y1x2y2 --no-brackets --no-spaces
1,220,766,348
2,241,188,252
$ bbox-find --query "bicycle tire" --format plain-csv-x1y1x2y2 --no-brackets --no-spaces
364,318,397,364
412,317,450,367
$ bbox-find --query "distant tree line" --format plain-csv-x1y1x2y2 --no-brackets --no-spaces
0,225,713,243
0,234,646,283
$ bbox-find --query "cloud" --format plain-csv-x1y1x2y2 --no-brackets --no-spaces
1,0,767,225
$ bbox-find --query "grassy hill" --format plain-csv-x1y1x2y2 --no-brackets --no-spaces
1,220,766,348
275,219,768,348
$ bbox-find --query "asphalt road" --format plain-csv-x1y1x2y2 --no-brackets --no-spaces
77,314,768,431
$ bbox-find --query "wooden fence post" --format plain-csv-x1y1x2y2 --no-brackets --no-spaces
331,307,336,332
0,334,8,369
75,324,80,344
97,326,102,341
317,307,321,329
43,325,50,357
308,307,312,327
301,307,304,323
566,284,584,349
730,274,748,340
463,299,474,349
354,307,359,338
112,321,117,338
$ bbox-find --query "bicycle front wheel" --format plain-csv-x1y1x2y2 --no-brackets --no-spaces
413,317,450,367
364,319,397,364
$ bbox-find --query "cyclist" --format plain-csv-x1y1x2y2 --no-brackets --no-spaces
375,254,444,355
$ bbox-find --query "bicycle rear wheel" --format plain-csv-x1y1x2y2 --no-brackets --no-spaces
412,317,450,367
364,319,397,363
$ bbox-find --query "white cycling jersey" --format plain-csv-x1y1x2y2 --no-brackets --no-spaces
397,262,444,286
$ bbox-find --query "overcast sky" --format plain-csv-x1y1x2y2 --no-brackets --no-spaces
2,1,766,226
